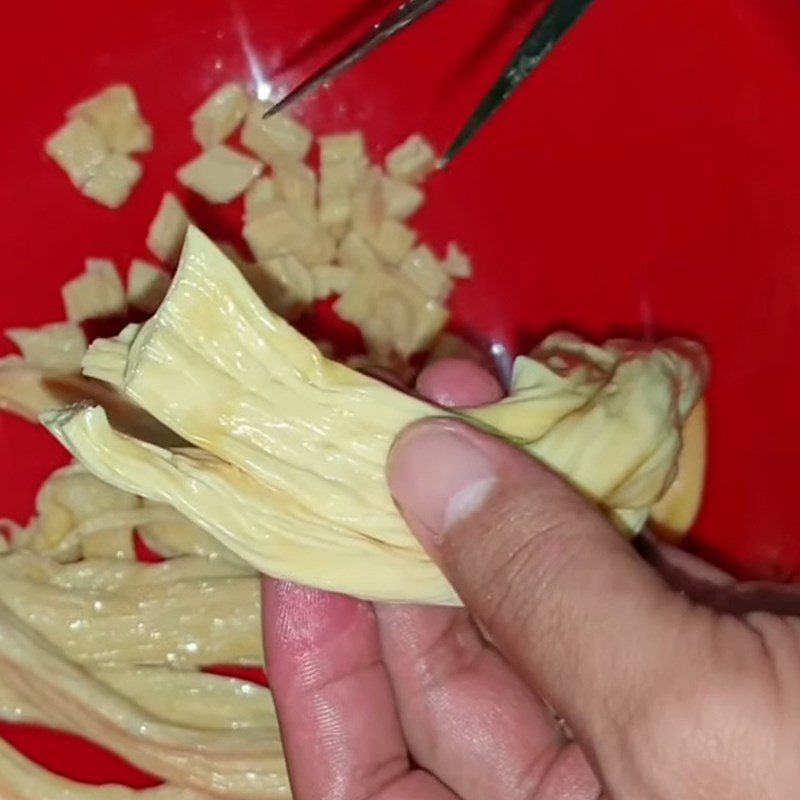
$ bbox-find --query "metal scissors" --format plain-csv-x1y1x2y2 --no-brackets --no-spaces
265,0,598,167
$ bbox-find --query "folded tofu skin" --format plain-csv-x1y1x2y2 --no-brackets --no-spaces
45,228,709,606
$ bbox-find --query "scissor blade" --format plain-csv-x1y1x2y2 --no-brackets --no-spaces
266,0,447,118
440,0,598,167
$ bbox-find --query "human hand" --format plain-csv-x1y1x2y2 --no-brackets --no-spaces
263,359,800,799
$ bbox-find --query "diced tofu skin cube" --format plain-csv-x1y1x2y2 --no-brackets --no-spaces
273,159,317,222
147,193,191,264
411,297,449,355
244,202,303,262
81,153,142,208
126,259,171,313
62,259,126,322
84,259,127,312
399,245,453,301
177,145,263,203
369,219,417,264
191,83,250,148
264,255,315,306
319,175,351,228
442,242,472,278
386,134,437,183
311,265,354,300
68,84,153,155
239,256,314,319
6,323,88,373
318,134,368,226
305,229,337,269
351,167,386,239
45,117,108,188
243,178,276,220
365,284,447,358
337,231,383,273
336,266,448,358
337,271,417,358
300,225,337,267
382,175,424,220
240,102,313,164
319,132,367,168
243,201,334,266
334,269,381,328
368,293,416,359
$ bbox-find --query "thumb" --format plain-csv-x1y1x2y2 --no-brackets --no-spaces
387,418,701,750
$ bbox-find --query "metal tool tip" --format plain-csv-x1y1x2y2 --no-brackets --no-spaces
261,99,286,119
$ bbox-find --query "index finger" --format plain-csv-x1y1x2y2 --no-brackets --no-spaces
262,580,411,799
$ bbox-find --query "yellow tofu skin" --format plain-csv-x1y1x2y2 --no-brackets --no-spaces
46,228,709,606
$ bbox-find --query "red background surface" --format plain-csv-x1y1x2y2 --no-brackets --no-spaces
1,0,800,786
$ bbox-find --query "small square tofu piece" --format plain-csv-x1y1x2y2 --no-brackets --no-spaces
366,293,416,360
272,159,317,222
244,202,303,263
82,154,142,208
410,296,450,355
240,256,314,319
69,84,153,155
191,83,250,148
244,201,335,266
6,322,87,373
399,245,453,301
311,265,354,300
147,193,191,264
334,268,381,324
336,268,448,358
386,134,436,183
45,117,108,188
335,270,412,356
337,231,383,273
382,174,424,220
264,255,315,306
177,144,263,203
319,132,367,168
351,167,386,238
368,219,416,265
318,135,367,228
62,259,126,322
442,242,472,278
240,102,313,164
319,164,355,228
244,178,276,220
126,259,171,313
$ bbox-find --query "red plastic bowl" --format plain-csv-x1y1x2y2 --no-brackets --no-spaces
2,0,800,786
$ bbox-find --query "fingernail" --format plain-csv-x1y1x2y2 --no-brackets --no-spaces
388,422,498,548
